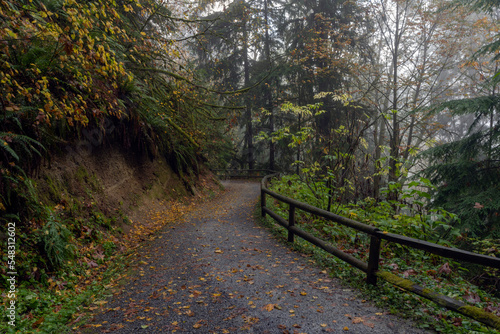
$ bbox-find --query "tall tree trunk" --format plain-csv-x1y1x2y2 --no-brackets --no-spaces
373,115,386,200
403,22,431,161
372,38,388,200
388,1,402,201
487,62,499,169
264,0,275,170
243,14,254,169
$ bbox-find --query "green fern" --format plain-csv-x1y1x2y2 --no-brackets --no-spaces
41,209,75,268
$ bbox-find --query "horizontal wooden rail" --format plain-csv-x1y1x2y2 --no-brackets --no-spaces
375,231,499,268
261,175,500,269
212,169,279,179
289,224,369,272
263,206,368,272
260,173,500,330
262,187,380,236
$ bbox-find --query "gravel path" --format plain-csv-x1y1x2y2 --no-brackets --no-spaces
83,181,431,333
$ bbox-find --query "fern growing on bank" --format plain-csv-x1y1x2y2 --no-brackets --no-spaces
40,209,76,269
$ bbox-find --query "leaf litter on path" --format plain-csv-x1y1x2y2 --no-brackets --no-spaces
79,181,430,333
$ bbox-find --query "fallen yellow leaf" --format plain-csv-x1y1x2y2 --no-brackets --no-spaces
93,300,108,306
263,304,275,311
193,320,204,328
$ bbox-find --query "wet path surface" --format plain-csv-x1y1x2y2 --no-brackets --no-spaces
83,181,430,333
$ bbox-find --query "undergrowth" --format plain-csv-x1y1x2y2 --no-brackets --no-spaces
0,167,220,333
0,196,130,333
259,174,500,334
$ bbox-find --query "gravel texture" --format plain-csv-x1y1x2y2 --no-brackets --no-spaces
83,180,432,333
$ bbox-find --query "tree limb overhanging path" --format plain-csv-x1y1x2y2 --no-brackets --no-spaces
84,181,430,333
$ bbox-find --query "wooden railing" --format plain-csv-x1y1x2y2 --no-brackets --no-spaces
212,169,278,179
261,174,500,330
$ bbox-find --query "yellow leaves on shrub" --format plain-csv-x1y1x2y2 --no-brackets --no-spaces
0,0,129,126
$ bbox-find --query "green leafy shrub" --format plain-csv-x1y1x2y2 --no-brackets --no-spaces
269,175,458,242
40,209,75,269
103,240,117,256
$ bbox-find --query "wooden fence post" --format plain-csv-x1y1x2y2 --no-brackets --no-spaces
288,204,295,243
367,235,381,285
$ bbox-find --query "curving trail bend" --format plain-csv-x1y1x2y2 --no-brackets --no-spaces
82,181,431,334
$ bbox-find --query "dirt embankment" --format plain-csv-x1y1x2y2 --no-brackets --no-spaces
36,144,221,232
0,139,227,333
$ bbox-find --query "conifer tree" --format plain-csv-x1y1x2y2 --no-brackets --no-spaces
423,0,500,238
195,0,258,169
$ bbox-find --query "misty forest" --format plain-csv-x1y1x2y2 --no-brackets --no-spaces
0,0,499,332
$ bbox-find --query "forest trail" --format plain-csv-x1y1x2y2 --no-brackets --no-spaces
81,181,430,333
